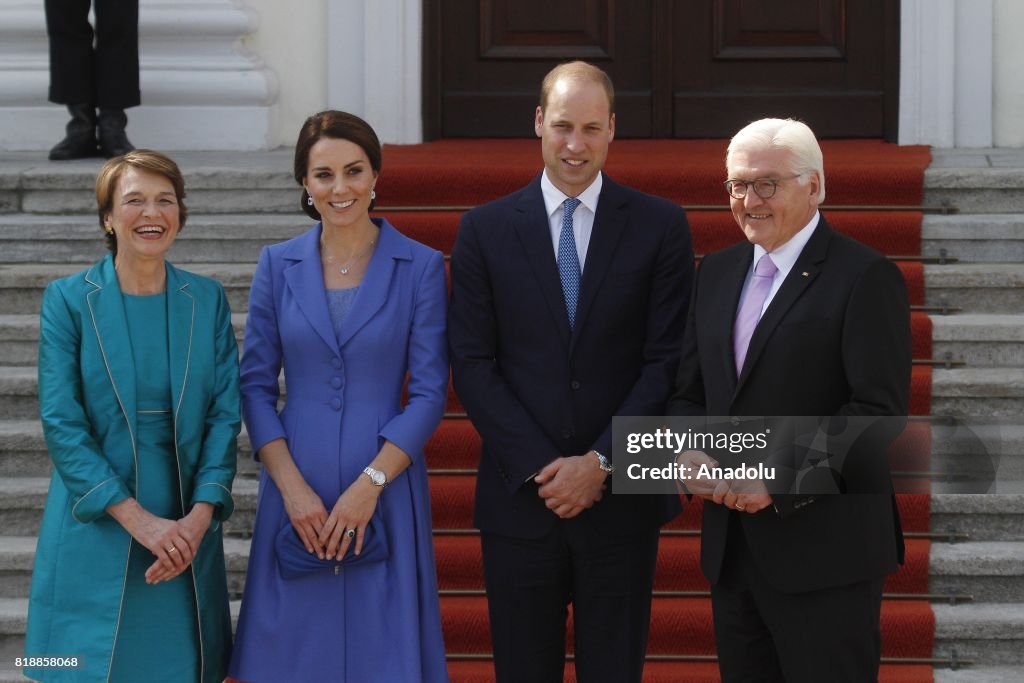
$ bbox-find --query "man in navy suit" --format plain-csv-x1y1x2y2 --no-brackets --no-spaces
668,119,911,682
448,61,694,682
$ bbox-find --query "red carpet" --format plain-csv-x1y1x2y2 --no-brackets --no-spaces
376,139,931,206
380,139,935,681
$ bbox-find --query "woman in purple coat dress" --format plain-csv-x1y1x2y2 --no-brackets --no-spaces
229,111,450,682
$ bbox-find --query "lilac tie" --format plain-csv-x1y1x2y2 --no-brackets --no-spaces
733,253,778,375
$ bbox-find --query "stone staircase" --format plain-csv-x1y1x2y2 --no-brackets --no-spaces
924,148,1024,682
0,149,1022,680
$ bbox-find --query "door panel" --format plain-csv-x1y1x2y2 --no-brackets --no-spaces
424,0,899,139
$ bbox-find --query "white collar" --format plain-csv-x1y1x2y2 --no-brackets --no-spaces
752,210,820,273
540,169,603,217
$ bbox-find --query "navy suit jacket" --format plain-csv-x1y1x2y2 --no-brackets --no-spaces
449,173,693,539
668,217,910,593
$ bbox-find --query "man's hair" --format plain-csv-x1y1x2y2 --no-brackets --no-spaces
539,61,615,114
726,118,826,203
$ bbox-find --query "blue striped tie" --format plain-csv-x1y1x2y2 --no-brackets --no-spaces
558,197,582,329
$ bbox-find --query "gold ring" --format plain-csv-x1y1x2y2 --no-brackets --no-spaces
735,505,745,511
167,546,178,553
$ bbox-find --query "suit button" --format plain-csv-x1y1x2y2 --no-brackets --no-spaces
331,357,342,369
330,397,342,411
561,429,573,439
331,376,343,389
570,380,581,390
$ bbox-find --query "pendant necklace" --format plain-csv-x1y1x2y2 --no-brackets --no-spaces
321,235,377,276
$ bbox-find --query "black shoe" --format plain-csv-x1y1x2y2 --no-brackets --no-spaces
48,104,100,161
98,108,135,158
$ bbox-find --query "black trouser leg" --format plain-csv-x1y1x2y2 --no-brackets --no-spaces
45,0,95,105
94,0,140,108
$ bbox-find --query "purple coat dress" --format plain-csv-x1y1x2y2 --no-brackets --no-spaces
229,220,450,682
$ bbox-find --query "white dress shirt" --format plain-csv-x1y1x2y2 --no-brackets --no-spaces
540,169,603,272
741,210,821,317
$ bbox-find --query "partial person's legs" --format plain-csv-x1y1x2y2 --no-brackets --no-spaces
762,576,885,683
481,529,572,683
712,515,786,683
45,0,95,105
94,0,139,157
716,514,885,683
570,523,659,683
44,0,99,159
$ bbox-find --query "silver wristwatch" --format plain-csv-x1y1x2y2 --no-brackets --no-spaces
593,450,615,473
363,466,388,488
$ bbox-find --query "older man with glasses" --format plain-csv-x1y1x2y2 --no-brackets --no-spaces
668,118,911,683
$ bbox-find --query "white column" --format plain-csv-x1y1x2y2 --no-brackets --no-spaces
954,0,993,147
326,0,423,144
899,0,994,147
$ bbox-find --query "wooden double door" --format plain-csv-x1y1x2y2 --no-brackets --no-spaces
423,0,899,139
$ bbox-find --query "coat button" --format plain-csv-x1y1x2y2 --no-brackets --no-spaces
561,429,572,439
331,357,342,369
330,397,342,411
331,376,343,389
570,380,581,390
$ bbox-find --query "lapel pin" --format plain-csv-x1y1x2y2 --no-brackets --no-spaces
801,272,809,277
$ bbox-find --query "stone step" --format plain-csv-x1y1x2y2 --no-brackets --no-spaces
8,530,1023,605
0,214,312,264
930,542,1024,602
4,597,1011,676
0,313,248,366
931,494,1024,542
0,263,255,315
935,666,1024,682
0,477,258,538
0,419,261,480
924,165,1024,214
5,412,1021,490
1,152,296,215
20,310,1023,371
926,422,1024,494
925,264,1024,313
2,470,1023,542
933,602,1024,666
0,369,35,420
0,535,251,602
923,214,1024,264
8,262,1019,321
0,597,243,668
932,314,1024,366
932,368,1024,418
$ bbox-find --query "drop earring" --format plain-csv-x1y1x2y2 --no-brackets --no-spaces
371,189,376,201
307,195,313,206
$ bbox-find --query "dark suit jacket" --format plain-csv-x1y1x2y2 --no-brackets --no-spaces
668,216,911,593
449,173,693,539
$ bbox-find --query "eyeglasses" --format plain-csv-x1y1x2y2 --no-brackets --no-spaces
723,173,804,200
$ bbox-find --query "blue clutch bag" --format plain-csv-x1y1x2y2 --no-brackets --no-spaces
274,512,390,580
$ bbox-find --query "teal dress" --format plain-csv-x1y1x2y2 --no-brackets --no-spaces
108,293,199,681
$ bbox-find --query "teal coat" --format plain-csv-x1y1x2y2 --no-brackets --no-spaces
26,255,240,683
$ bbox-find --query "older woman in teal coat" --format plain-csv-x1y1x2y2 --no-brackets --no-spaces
25,150,239,682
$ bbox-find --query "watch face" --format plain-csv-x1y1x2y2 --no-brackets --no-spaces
365,467,386,486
